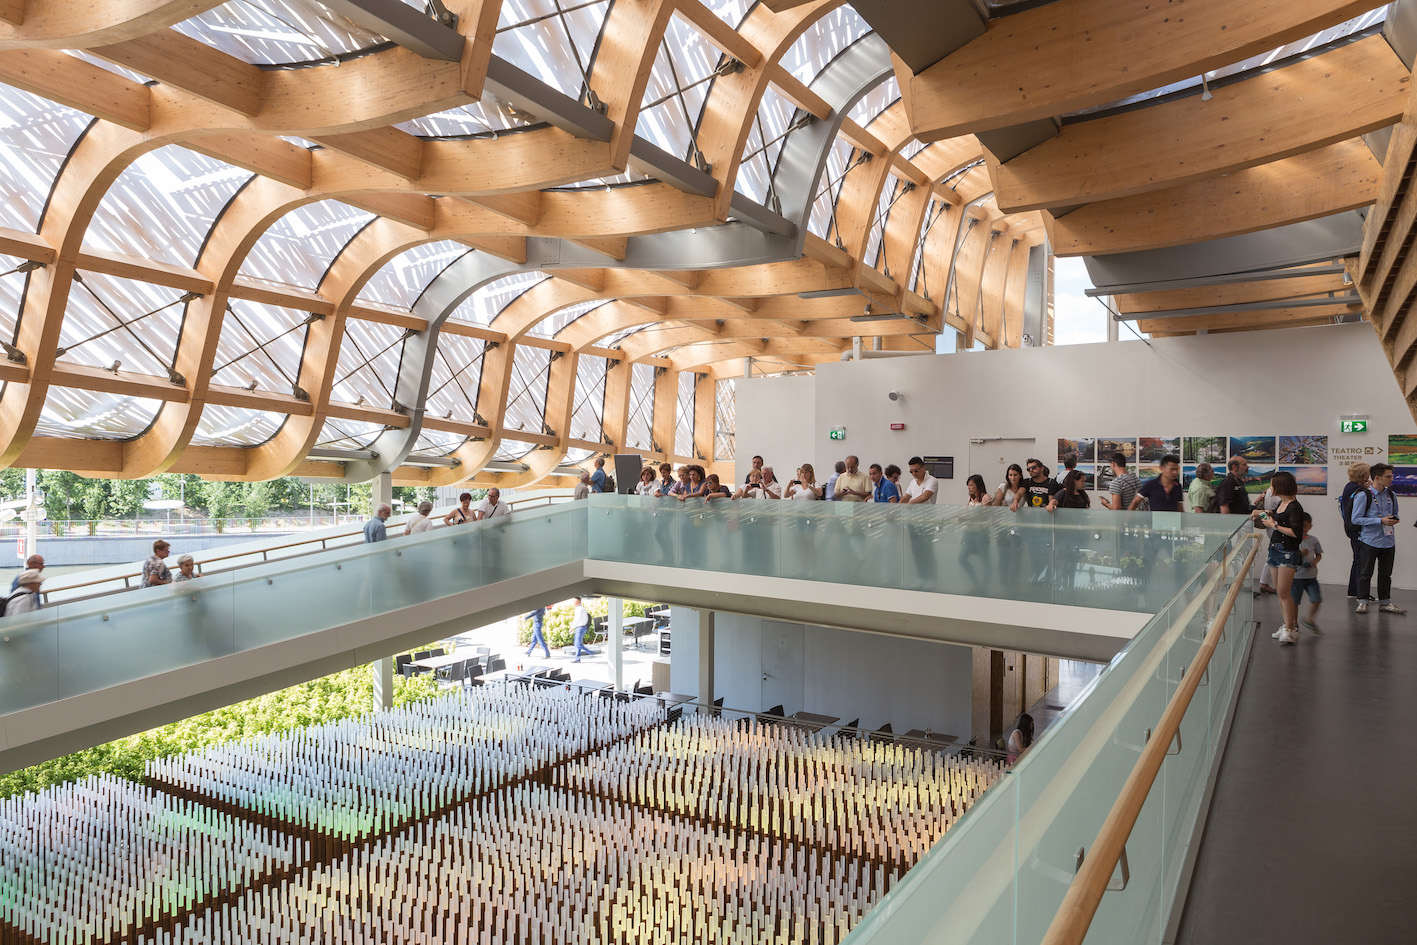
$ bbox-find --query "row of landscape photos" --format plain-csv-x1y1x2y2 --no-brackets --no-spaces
1055,437,1330,496
1385,435,1417,497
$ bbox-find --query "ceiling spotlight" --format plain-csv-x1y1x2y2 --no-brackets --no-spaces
1200,73,1212,102
107,360,121,374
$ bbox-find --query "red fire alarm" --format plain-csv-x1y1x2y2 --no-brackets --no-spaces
890,423,906,431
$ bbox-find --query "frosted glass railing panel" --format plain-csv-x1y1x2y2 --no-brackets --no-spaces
479,505,586,582
728,501,783,576
0,609,59,713
586,499,682,566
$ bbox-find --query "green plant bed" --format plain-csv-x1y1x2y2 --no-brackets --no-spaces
0,657,449,801
517,598,660,649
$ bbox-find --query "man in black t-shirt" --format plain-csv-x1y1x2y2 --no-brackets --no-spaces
1216,456,1253,515
1132,454,1186,512
1023,458,1060,509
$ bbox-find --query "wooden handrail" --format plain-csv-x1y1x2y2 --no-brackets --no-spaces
1040,535,1260,945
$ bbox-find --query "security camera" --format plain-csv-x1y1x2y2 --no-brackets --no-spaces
887,390,902,402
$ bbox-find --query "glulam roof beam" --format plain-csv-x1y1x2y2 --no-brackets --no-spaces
988,35,1409,213
901,0,1390,142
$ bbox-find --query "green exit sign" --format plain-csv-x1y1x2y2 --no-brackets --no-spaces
829,427,846,441
1341,419,1368,433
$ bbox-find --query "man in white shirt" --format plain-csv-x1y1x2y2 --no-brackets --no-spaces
570,595,595,662
573,471,591,500
475,488,511,520
3,569,42,616
904,456,939,504
833,455,872,502
760,465,782,499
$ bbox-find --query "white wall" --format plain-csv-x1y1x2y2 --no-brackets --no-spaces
739,323,1417,588
670,609,974,735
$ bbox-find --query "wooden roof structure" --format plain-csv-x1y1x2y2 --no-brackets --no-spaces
0,0,1403,485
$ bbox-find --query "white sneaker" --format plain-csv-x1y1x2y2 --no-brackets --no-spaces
1356,601,1369,614
1279,628,1298,645
1380,603,1407,615
1272,626,1286,639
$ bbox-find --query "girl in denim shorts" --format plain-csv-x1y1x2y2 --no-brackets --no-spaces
1252,471,1305,645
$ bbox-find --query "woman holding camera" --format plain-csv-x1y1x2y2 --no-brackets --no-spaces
1252,470,1305,645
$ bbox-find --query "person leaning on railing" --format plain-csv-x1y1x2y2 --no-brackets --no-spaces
173,554,197,583
140,540,173,587
2,569,42,616
443,492,475,526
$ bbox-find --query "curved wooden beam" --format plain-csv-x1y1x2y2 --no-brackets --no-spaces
0,0,222,50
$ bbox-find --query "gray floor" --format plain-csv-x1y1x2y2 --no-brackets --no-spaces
1175,584,1417,945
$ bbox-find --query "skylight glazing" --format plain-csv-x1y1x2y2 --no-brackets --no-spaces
59,272,186,377
394,99,541,139
36,388,163,440
807,134,857,242
0,89,94,233
625,362,654,451
637,14,722,163
865,172,907,273
425,334,486,423
910,198,950,297
847,76,899,129
190,405,285,447
211,298,312,394
532,298,608,338
407,428,467,458
674,370,695,459
330,319,409,407
778,5,871,85
493,437,538,462
494,0,615,101
239,200,376,291
1068,5,1390,118
446,272,551,327
357,241,470,311
570,354,608,441
503,344,551,435
543,167,654,191
714,377,735,461
313,416,384,452
0,254,30,343
174,0,389,66
736,84,797,205
87,147,253,269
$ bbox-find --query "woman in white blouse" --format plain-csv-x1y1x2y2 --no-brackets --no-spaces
634,467,658,496
787,464,823,500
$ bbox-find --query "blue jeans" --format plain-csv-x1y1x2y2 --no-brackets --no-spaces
526,610,549,658
573,624,594,657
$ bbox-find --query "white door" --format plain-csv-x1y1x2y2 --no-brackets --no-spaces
969,438,1037,496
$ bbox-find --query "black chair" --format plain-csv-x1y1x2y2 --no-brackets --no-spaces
635,682,653,696
413,650,433,662
870,722,893,746
394,654,412,677
486,657,506,673
438,659,468,686
767,704,785,717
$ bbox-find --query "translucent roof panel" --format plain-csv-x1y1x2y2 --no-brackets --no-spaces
211,298,311,393
543,167,654,191
190,405,285,447
357,241,471,311
714,376,735,462
625,361,654,451
36,388,162,440
60,271,186,376
564,445,595,463
239,199,376,291
330,319,409,408
847,76,899,129
865,172,905,271
703,0,752,29
394,98,541,138
494,437,538,462
446,272,551,327
425,334,486,422
174,0,389,66
1068,6,1390,118
736,83,797,205
570,354,608,441
603,322,645,349
637,14,721,161
0,255,29,343
87,146,254,268
910,198,949,295
531,298,608,339
407,428,468,458
0,90,94,233
901,138,928,162
807,135,856,241
503,345,551,434
779,5,871,85
674,370,695,458
494,0,615,100
313,416,384,452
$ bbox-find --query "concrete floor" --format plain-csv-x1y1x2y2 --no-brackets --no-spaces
1175,585,1417,945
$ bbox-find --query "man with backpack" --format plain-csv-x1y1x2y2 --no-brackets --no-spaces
3,569,42,616
1339,463,1371,601
1351,463,1405,615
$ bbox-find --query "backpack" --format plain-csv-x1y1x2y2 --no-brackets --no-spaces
603,474,616,494
1339,485,1360,538
1204,486,1220,514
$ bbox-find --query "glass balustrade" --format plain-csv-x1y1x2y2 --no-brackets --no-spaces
839,532,1255,945
0,497,1247,731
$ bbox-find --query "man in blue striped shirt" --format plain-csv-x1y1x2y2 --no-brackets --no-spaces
1352,463,1405,615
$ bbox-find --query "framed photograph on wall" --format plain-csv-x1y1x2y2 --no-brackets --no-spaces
1391,466,1417,497
1183,464,1216,489
1277,436,1328,465
1057,464,1095,490
1183,436,1227,464
1138,437,1181,463
1389,436,1417,466
1097,438,1136,465
1278,465,1328,495
1058,438,1095,464
1229,436,1276,464
1243,464,1275,495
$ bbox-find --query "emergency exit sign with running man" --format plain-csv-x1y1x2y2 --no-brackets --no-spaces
1341,418,1368,433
